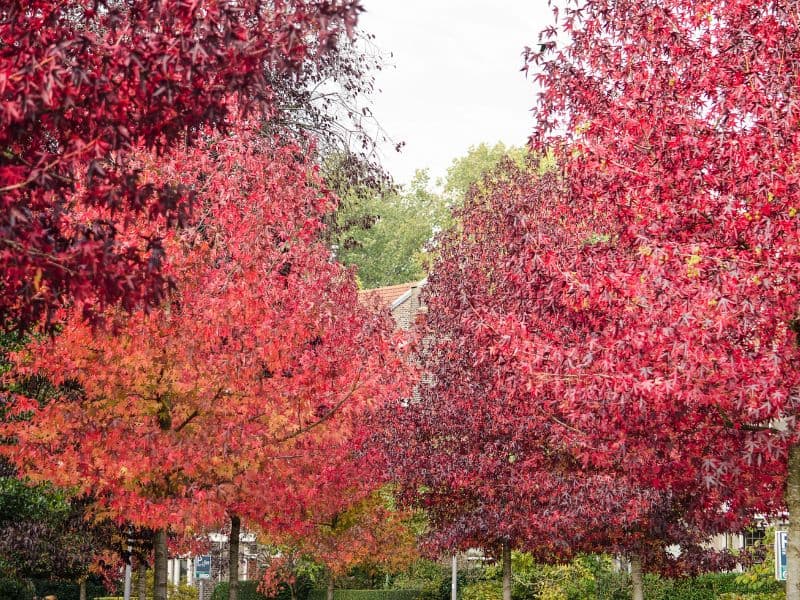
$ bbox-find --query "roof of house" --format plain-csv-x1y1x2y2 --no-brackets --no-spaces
358,281,421,308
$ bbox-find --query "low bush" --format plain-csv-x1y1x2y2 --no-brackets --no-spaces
33,579,111,600
0,577,34,600
307,590,422,600
460,580,501,600
213,581,270,600
458,552,785,600
0,578,109,600
213,577,313,600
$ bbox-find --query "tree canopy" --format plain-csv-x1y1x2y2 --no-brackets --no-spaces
0,0,361,330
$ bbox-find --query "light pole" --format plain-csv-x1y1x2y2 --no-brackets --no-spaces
451,554,457,600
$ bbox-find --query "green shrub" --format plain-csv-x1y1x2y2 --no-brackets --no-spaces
307,590,422,600
214,577,313,600
719,595,785,600
498,553,627,600
392,559,447,600
213,581,270,600
33,579,111,600
643,571,785,600
455,551,787,600
460,580,501,600
0,577,34,600
0,578,109,600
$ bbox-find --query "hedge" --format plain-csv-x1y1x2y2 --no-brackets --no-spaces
307,590,422,600
212,578,313,600
0,577,33,600
0,578,109,600
644,572,784,600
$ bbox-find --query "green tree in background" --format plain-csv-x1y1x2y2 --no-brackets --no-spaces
335,143,527,289
334,170,448,289
442,143,526,203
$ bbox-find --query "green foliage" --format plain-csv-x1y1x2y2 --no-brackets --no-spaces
0,477,70,527
733,529,782,595
469,553,627,600
460,580,501,600
335,170,448,288
33,580,104,600
455,551,786,600
213,579,313,600
213,581,270,600
390,559,446,598
442,143,526,203
308,590,421,600
0,577,33,600
334,143,532,289
0,578,109,600
170,582,200,600
640,571,783,600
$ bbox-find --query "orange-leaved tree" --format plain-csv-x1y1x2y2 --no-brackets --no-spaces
2,119,411,600
259,436,419,600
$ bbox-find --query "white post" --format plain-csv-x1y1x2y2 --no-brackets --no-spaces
242,556,248,581
167,559,173,587
451,554,457,600
187,556,194,586
173,558,181,586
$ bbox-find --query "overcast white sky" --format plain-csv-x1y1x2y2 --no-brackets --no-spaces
359,1,555,185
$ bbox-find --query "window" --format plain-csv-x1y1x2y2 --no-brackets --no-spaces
743,526,766,549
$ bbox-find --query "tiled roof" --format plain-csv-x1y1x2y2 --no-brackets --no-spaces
358,282,418,307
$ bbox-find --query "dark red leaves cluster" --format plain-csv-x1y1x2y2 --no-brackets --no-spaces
0,0,360,329
385,161,758,570
390,0,800,573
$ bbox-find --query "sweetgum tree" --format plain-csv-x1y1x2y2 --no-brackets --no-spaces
1,120,408,600
0,0,360,330
385,159,751,600
523,0,800,596
262,483,418,600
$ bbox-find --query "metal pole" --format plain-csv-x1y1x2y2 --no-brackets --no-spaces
123,545,132,600
451,554,457,600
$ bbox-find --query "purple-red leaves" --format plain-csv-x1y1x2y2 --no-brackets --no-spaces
0,0,360,329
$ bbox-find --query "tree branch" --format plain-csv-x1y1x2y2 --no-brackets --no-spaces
273,374,363,444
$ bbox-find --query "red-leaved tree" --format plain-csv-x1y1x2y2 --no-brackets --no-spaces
384,158,762,600
2,120,409,600
511,0,800,596
0,0,360,329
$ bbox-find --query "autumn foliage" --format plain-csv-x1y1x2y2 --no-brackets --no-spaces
384,160,759,577
387,0,800,586
525,0,800,564
2,121,409,541
0,0,360,329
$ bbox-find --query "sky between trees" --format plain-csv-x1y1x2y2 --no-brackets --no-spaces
359,0,552,185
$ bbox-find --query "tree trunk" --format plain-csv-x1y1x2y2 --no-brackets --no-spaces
630,554,644,600
79,578,87,600
787,444,800,600
229,514,241,600
326,573,335,600
138,561,148,600
502,541,511,600
154,529,168,600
